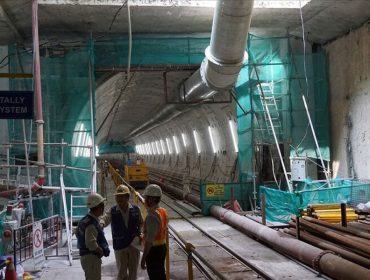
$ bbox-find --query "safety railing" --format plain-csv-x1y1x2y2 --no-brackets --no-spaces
105,161,147,218
12,215,60,265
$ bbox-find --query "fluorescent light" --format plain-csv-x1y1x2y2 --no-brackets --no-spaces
193,130,201,154
151,142,157,155
156,141,161,155
146,143,152,155
181,133,187,147
229,120,238,153
173,136,179,154
166,138,172,154
208,126,217,153
160,139,166,154
255,0,311,9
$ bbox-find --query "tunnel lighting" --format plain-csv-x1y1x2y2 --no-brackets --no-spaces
139,145,144,155
229,120,238,153
193,130,201,154
151,142,157,155
173,136,179,155
254,0,311,9
181,133,187,148
156,141,161,155
166,138,172,154
146,143,152,155
208,126,217,153
160,139,166,155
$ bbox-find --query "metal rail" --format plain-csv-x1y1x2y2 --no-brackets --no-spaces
160,195,266,280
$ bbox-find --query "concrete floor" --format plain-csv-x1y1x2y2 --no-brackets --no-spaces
19,225,150,280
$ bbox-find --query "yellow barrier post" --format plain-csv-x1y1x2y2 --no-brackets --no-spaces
185,243,195,280
166,229,170,280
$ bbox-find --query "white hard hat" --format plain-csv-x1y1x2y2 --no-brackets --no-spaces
87,193,106,209
116,184,130,196
143,184,162,197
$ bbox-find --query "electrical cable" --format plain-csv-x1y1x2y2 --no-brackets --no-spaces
290,0,311,155
109,0,128,31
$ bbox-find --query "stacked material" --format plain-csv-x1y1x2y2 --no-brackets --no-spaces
303,203,358,223
285,216,370,269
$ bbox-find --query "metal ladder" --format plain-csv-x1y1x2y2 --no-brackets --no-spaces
258,82,282,135
70,194,89,259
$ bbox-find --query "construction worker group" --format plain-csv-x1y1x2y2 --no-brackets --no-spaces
76,183,168,280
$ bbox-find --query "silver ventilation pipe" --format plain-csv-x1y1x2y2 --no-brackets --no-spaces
127,0,254,140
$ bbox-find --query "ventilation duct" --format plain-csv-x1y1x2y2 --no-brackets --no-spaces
128,0,254,140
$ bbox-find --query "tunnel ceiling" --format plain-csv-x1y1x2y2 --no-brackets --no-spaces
1,0,369,144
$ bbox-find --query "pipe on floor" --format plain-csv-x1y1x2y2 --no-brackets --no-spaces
210,205,370,280
285,228,370,269
151,178,200,208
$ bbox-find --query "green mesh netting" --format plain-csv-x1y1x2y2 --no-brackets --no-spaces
260,179,370,223
236,35,330,188
7,36,210,216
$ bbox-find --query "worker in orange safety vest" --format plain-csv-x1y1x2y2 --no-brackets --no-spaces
140,184,168,280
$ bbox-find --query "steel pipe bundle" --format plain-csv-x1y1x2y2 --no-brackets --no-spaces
210,205,370,280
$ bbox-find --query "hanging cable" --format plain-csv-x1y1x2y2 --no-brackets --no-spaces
127,1,132,80
109,0,128,31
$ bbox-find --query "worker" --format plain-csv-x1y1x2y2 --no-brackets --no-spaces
140,184,168,280
100,184,143,280
77,192,110,280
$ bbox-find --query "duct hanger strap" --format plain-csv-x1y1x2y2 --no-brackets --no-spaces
203,47,247,89
312,250,336,272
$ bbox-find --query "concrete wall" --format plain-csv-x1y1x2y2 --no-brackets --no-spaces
326,23,370,179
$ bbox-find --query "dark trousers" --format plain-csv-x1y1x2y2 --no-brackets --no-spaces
146,244,166,280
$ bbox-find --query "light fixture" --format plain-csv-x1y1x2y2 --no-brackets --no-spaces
160,139,166,154
208,126,217,153
156,141,161,155
166,138,172,154
151,142,157,155
193,130,201,154
254,0,311,9
173,136,179,154
181,133,187,148
146,143,152,155
143,143,149,155
229,120,238,153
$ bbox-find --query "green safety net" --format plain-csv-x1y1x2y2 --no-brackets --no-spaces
7,35,210,216
236,35,330,198
260,179,370,223
8,43,94,189
7,34,331,217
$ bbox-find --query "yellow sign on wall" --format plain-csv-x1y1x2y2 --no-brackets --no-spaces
205,184,225,197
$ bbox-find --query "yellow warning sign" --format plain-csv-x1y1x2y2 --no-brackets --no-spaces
205,184,225,197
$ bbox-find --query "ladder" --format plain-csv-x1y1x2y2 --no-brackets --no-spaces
70,194,89,259
258,82,282,136
60,174,73,265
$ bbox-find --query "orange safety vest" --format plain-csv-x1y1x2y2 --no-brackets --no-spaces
152,207,168,246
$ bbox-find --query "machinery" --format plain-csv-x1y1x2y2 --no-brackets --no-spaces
124,158,149,188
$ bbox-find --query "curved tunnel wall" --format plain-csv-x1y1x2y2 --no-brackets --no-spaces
134,101,239,188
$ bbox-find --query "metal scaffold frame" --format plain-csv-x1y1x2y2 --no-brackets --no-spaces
0,140,96,265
